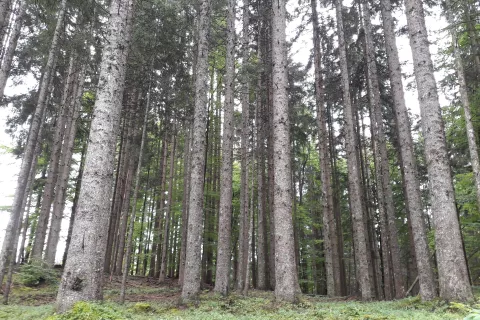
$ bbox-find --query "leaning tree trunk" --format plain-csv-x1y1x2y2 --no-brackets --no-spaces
213,0,235,296
44,64,86,267
404,0,474,302
334,0,374,300
180,0,211,303
271,0,300,303
0,0,11,53
0,0,66,285
379,0,436,301
31,51,76,260
56,0,136,312
311,0,342,297
0,0,26,101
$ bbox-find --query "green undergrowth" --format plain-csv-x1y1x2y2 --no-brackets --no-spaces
1,289,479,320
1,280,479,319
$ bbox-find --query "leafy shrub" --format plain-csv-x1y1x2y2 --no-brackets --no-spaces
18,260,58,287
465,309,480,320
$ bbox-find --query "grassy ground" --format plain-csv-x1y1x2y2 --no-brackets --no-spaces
1,273,479,320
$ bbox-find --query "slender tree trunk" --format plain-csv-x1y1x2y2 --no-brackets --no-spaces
379,0,436,300
178,125,192,286
56,0,136,312
361,1,404,299
160,131,176,281
0,0,66,284
334,0,374,300
120,85,151,303
180,0,211,302
271,0,300,302
404,0,473,302
446,1,480,211
45,64,86,266
214,0,235,296
0,0,26,101
0,0,11,52
311,0,341,297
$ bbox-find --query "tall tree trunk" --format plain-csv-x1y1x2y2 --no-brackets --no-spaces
178,125,193,286
446,0,480,212
379,0,436,301
214,0,235,296
311,0,342,297
0,0,11,51
361,1,404,299
120,85,151,303
33,53,78,261
237,0,250,292
404,0,473,302
45,63,86,266
0,0,26,101
0,0,66,284
271,0,300,302
56,0,136,312
160,130,177,281
334,0,374,300
180,0,211,302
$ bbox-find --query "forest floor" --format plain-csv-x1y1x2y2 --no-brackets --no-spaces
0,271,479,320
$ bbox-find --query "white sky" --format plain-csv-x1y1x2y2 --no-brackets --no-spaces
0,3,450,262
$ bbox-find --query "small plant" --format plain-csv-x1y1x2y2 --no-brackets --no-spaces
465,309,480,320
48,302,129,320
18,260,58,287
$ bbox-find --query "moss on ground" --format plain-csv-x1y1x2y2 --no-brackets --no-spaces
1,279,479,319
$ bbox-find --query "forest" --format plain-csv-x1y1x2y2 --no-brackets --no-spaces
0,0,479,318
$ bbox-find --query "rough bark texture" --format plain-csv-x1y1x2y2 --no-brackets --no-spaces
180,0,211,302
335,0,374,300
32,52,76,260
0,0,66,284
237,0,250,292
404,0,473,302
45,64,85,266
0,0,26,101
271,0,300,303
362,1,404,299
311,0,342,297
379,0,436,300
56,0,135,312
214,0,235,296
120,87,150,303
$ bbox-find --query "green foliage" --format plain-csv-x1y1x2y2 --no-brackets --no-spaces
18,260,58,287
48,302,129,320
465,309,480,320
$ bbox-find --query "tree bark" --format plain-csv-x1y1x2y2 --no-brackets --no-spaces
159,130,177,282
0,0,66,285
214,0,235,296
56,0,136,312
120,85,151,303
0,0,26,101
32,52,77,260
311,0,342,297
271,0,300,302
334,0,374,300
180,0,211,302
404,0,473,302
379,0,436,301
45,63,85,267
